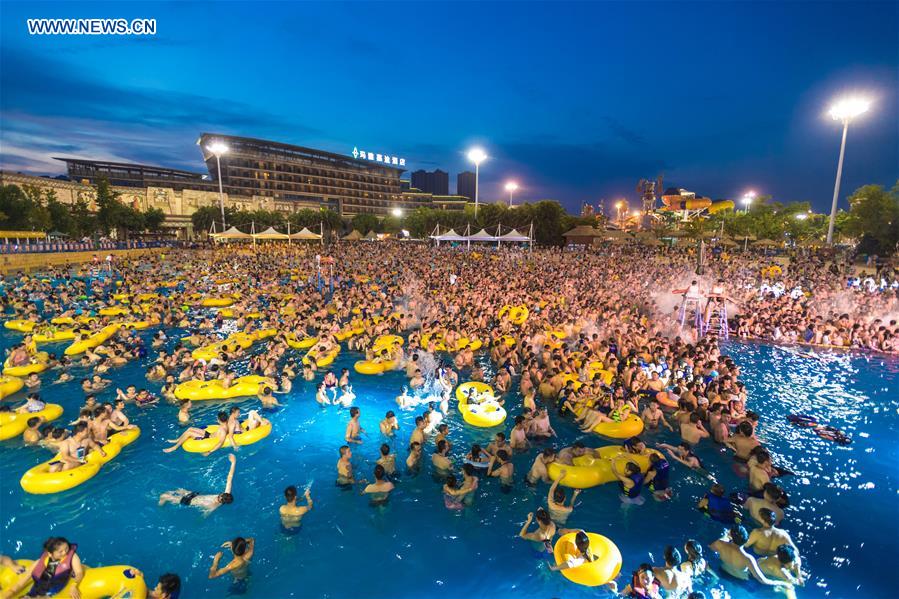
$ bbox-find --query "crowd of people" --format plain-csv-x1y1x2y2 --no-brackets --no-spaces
0,239,894,597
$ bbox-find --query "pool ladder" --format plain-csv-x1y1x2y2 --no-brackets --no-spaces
678,297,703,331
703,302,729,340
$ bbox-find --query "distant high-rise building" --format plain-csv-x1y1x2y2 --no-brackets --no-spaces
411,169,449,196
457,171,476,200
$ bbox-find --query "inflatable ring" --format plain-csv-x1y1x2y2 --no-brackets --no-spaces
455,381,495,403
99,306,129,317
553,532,622,587
0,560,147,599
182,420,272,453
174,375,273,401
590,414,644,439
303,347,339,368
3,353,49,377
3,320,36,333
460,401,507,428
50,317,75,325
656,391,678,408
200,297,236,307
0,376,25,400
20,427,140,494
65,324,120,356
33,329,76,343
285,334,317,350
547,446,660,489
0,404,63,441
372,334,404,352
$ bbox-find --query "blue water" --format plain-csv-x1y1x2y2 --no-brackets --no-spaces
1,326,896,598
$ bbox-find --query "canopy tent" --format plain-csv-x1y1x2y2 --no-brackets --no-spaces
252,227,289,240
498,228,531,242
717,238,739,247
342,230,364,241
363,230,379,241
753,239,779,247
211,226,252,240
467,228,499,241
289,227,322,240
430,228,467,244
637,236,663,246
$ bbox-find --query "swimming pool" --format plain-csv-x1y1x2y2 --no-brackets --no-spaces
1,328,896,598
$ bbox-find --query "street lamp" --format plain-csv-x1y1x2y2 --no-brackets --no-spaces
467,147,487,217
794,213,808,220
391,207,403,218
826,96,871,245
207,141,229,232
615,200,624,225
504,181,519,207
741,190,756,214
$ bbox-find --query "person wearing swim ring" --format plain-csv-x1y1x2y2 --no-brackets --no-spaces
1,537,84,599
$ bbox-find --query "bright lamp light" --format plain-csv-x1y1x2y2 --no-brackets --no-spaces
829,97,871,122
391,208,403,217
504,181,518,192
467,147,487,165
207,142,229,156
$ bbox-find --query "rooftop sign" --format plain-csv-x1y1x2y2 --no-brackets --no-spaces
352,147,405,167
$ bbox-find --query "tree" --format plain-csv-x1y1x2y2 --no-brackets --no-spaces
351,213,380,235
94,177,120,235
70,199,97,238
144,208,166,233
844,182,899,253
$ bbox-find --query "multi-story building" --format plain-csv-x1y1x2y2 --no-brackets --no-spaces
410,169,449,196
58,158,216,192
457,171,476,200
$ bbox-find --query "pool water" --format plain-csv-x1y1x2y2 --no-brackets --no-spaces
1,326,896,598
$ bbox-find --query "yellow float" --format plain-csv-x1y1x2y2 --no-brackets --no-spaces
121,321,150,330
50,316,75,325
65,324,120,356
0,560,147,599
0,376,24,399
0,404,63,441
499,335,517,347
220,309,262,319
3,352,49,377
547,445,660,489
420,332,447,351
456,382,507,427
33,328,77,343
285,334,317,350
200,297,236,307
372,334,404,352
304,346,340,368
98,306,130,317
453,337,483,352
174,375,272,401
553,532,622,587
182,419,272,453
498,304,529,326
589,414,644,439
354,356,400,375
3,320,36,333
20,427,140,494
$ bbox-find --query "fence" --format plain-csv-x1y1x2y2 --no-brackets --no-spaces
0,240,185,254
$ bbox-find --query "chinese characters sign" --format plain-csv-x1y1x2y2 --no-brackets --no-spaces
352,147,405,167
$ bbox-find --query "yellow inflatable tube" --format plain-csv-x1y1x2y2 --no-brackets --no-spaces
64,324,120,356
182,420,272,453
456,381,506,427
33,329,76,343
590,414,644,439
285,334,317,350
20,427,140,494
174,375,272,401
547,446,659,489
455,381,494,403
0,404,63,441
304,347,339,368
553,532,622,587
354,357,399,375
0,560,147,599
3,352,49,377
98,306,129,317
4,320,36,333
0,376,24,399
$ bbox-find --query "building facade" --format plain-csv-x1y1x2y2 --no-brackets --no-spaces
410,169,449,196
457,171,476,200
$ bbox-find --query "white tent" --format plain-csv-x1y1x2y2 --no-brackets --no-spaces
211,226,252,241
431,228,467,245
252,226,289,240
467,228,499,241
499,228,531,242
363,230,379,241
342,230,364,241
289,227,322,240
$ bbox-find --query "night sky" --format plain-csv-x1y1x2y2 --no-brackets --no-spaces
1,1,896,213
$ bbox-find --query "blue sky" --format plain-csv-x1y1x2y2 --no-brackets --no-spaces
1,1,896,212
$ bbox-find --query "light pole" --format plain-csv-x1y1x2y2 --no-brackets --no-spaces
504,181,518,207
467,147,487,218
826,97,870,245
741,190,756,214
207,141,229,232
615,200,624,226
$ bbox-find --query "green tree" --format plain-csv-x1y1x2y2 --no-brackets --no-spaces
844,183,899,253
351,213,380,235
144,208,166,233
70,198,97,238
94,177,120,235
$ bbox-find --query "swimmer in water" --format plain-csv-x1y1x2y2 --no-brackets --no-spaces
315,382,330,406
487,450,514,489
642,399,674,431
345,407,364,444
361,464,394,505
709,525,792,590
336,446,355,486
177,399,192,425
159,454,236,515
395,386,414,410
208,536,254,581
526,448,556,485
758,544,804,586
432,439,453,473
406,441,423,473
335,384,355,408
518,507,557,552
547,470,581,524
376,443,397,478
379,410,399,436
279,485,313,529
745,509,800,565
